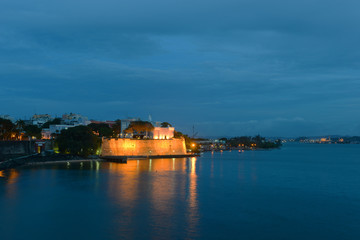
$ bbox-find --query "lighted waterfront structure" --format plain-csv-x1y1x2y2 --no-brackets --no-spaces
101,138,187,157
320,137,331,143
151,127,174,139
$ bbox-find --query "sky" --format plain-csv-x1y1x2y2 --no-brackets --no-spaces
1,0,360,137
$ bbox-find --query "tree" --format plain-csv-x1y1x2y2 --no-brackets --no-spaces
227,136,252,147
24,125,42,139
226,135,281,149
112,119,122,137
252,135,265,144
174,130,199,153
0,118,15,140
56,126,100,156
42,118,62,128
88,123,113,137
15,120,26,132
14,120,26,139
124,121,154,139
161,122,172,128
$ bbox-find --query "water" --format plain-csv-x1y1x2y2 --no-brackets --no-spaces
1,143,360,240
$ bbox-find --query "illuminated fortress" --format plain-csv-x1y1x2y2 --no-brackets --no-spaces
101,123,189,158
101,138,187,157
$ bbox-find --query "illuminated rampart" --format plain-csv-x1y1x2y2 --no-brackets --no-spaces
101,138,187,156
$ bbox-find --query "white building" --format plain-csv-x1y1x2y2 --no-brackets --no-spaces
49,124,76,135
0,115,14,122
62,113,90,125
151,127,175,139
32,114,53,126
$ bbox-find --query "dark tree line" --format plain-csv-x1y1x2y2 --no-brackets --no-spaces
0,118,42,140
0,118,16,140
225,135,281,149
56,126,101,156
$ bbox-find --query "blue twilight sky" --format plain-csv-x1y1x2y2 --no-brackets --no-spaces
1,0,360,137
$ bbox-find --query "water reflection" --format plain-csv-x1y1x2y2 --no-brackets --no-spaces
1,147,360,240
187,157,199,238
0,158,199,239
0,169,19,183
105,158,199,239
0,169,20,199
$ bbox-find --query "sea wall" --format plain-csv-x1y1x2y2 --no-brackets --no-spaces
101,138,187,156
0,141,36,155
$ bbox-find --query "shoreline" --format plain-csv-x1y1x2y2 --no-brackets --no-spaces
0,153,100,170
1,153,200,170
24,158,103,166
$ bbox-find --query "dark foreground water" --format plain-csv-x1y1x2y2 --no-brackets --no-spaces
1,143,360,240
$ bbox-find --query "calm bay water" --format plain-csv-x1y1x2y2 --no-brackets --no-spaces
1,143,360,240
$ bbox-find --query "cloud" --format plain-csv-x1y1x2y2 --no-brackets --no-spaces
1,0,360,136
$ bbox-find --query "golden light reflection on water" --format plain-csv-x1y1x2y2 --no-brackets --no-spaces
1,169,20,199
187,157,199,238
106,158,193,203
105,157,199,238
3,169,19,183
0,158,200,238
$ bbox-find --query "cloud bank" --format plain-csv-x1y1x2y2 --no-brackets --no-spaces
1,0,360,136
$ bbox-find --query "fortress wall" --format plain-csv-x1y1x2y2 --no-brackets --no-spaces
0,141,35,155
101,138,187,156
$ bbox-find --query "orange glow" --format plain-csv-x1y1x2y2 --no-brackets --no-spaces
102,138,187,156
187,156,198,235
2,169,20,199
107,158,190,207
152,127,174,139
7,169,19,182
102,158,198,236
191,157,197,174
